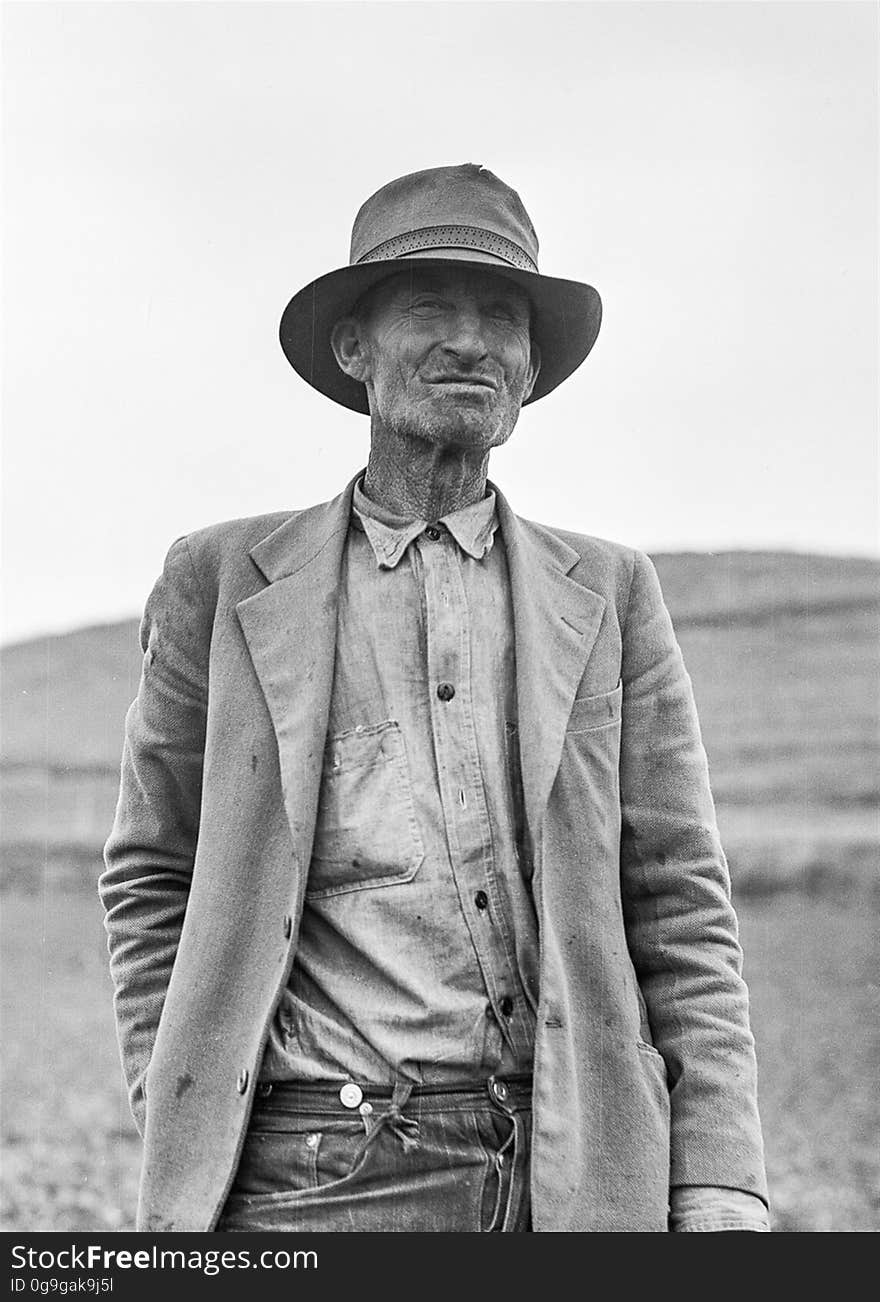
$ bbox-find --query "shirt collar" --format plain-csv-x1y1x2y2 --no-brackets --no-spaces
351,477,499,570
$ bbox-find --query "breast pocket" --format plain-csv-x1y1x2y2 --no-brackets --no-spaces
566,681,623,734
307,721,425,900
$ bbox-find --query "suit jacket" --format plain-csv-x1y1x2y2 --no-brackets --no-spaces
100,472,768,1232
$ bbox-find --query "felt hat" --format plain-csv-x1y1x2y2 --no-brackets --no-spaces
279,163,602,412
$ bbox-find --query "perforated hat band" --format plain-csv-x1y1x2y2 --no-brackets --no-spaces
355,224,538,273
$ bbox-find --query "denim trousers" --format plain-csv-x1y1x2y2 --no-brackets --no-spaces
217,1074,532,1232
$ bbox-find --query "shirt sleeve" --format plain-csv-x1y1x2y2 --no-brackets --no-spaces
669,1185,771,1232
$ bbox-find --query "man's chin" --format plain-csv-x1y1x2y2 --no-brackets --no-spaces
412,401,516,451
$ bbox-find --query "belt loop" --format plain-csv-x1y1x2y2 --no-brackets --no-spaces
391,1079,413,1112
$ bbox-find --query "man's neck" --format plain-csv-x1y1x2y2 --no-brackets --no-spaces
363,433,490,523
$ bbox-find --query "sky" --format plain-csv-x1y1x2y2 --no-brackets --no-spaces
2,0,877,644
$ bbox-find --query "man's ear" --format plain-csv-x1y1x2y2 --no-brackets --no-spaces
523,341,541,402
330,317,371,382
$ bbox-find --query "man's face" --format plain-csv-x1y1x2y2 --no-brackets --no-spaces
342,267,540,455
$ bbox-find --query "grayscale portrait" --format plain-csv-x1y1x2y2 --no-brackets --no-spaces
2,2,876,1239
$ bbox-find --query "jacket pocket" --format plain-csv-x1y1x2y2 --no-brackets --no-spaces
566,681,623,734
307,721,424,899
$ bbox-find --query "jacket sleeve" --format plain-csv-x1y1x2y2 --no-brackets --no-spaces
99,537,210,1136
618,548,768,1202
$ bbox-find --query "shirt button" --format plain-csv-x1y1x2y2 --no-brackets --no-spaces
236,1069,249,1094
499,995,514,1018
437,682,455,702
283,915,292,940
474,890,489,911
339,1083,363,1109
425,526,441,541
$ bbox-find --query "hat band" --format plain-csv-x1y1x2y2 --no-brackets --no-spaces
355,224,538,273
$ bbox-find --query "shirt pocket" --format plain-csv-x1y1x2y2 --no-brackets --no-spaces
565,681,623,735
307,720,425,900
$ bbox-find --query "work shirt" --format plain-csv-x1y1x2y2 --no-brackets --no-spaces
261,481,538,1083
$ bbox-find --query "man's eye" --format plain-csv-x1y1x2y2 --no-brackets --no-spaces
409,297,447,314
488,304,520,323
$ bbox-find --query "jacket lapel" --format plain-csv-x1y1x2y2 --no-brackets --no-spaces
235,476,357,858
494,486,607,848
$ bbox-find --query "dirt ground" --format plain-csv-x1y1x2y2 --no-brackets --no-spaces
1,887,877,1232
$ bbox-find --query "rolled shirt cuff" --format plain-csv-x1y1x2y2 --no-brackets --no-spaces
669,1185,771,1232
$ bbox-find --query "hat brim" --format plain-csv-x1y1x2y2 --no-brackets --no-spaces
279,256,602,414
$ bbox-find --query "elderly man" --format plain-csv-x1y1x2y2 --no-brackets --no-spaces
100,163,769,1233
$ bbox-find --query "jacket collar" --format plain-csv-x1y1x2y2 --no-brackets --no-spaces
247,473,358,583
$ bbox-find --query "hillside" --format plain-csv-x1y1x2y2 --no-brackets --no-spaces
2,550,878,894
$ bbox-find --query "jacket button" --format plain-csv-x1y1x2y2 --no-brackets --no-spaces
236,1069,249,1094
437,682,455,702
425,526,441,541
283,915,292,940
499,995,514,1018
474,890,488,911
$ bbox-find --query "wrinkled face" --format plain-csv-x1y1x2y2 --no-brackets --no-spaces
339,267,540,454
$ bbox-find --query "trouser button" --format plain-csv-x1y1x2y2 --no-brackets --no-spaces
339,1082,363,1108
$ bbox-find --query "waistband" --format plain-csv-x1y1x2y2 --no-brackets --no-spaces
255,1074,533,1116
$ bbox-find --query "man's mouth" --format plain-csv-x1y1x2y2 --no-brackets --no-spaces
428,375,497,391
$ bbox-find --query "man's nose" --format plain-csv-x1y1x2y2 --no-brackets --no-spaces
441,309,489,364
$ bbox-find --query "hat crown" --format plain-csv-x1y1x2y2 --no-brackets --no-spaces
349,163,540,270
